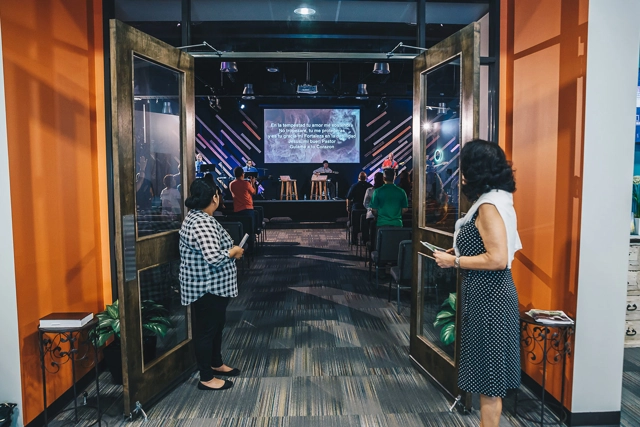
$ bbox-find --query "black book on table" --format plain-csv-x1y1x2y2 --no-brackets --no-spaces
39,312,94,329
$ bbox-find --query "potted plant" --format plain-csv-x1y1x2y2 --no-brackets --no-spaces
632,176,640,234
94,299,172,384
433,293,456,346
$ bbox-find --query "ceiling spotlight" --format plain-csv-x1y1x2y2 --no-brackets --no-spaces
437,102,447,114
266,63,279,73
376,98,388,111
242,83,255,100
373,62,390,75
423,122,432,131
220,61,238,73
238,100,246,110
294,7,316,15
355,83,368,100
209,97,221,112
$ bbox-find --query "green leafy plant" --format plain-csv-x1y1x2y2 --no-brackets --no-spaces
93,299,172,347
633,176,640,218
433,293,456,346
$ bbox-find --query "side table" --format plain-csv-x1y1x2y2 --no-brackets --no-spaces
38,317,101,426
516,314,574,425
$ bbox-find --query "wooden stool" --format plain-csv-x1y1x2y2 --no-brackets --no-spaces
280,179,298,200
311,175,328,200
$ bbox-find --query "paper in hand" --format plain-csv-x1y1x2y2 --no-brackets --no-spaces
239,233,250,248
421,241,446,253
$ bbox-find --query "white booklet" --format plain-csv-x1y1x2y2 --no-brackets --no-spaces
40,312,94,329
239,233,250,248
421,241,447,253
525,309,574,325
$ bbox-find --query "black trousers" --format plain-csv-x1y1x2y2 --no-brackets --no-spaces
192,292,230,382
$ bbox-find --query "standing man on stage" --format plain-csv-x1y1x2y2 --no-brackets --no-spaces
381,152,398,170
243,159,258,173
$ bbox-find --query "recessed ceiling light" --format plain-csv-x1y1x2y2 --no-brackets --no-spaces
294,7,316,16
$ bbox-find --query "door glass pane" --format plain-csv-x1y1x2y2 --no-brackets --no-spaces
421,57,461,233
139,261,188,366
134,56,183,238
419,253,457,362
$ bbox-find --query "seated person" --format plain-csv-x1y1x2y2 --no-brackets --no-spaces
345,172,372,212
243,159,258,173
381,152,399,170
195,153,205,178
370,168,408,229
160,174,182,216
313,160,333,174
313,160,335,198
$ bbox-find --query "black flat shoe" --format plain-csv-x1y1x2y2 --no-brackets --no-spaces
211,367,241,377
197,380,233,391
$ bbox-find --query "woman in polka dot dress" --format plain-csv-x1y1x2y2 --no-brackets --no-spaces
434,139,522,427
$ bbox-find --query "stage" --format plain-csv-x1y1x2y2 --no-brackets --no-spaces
223,199,348,223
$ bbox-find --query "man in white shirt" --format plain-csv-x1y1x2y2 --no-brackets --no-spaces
313,160,335,198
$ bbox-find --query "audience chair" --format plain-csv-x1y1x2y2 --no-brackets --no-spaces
369,227,412,288
253,206,267,242
388,240,412,314
224,214,255,258
217,221,249,269
349,209,366,248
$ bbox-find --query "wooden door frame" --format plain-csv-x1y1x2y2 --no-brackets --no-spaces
109,19,195,416
409,21,480,402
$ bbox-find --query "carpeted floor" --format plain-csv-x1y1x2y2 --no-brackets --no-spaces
50,228,640,427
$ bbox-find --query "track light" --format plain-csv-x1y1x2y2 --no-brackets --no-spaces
220,61,238,73
373,62,390,75
355,83,368,100
209,96,221,112
266,63,279,73
238,100,246,110
162,101,173,114
242,83,255,100
376,98,388,111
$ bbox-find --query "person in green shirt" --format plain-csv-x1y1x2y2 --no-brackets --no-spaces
370,168,409,227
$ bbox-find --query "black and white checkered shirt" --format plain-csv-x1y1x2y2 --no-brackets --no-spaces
179,209,238,305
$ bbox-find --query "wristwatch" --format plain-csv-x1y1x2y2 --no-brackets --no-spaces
454,256,461,269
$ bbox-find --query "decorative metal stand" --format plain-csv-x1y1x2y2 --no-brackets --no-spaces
38,318,101,426
516,314,574,425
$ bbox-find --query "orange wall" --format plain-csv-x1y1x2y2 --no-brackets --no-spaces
500,0,588,409
0,0,111,423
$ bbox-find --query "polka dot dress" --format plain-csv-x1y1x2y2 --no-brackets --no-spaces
456,211,521,398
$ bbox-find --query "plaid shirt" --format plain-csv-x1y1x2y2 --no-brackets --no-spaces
179,209,238,305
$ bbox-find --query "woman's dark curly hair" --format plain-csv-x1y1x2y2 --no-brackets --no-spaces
460,139,515,201
184,178,221,209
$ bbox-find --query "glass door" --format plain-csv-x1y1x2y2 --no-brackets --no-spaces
109,19,196,417
410,22,479,404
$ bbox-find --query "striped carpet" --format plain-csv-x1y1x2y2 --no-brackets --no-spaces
51,228,639,426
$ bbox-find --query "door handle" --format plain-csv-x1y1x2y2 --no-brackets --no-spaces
627,328,637,336
627,304,638,311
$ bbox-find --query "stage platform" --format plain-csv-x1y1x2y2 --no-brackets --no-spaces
223,199,348,223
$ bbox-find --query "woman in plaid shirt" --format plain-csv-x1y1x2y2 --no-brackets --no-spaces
180,179,244,391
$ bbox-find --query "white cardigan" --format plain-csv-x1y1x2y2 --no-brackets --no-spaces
453,189,522,268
